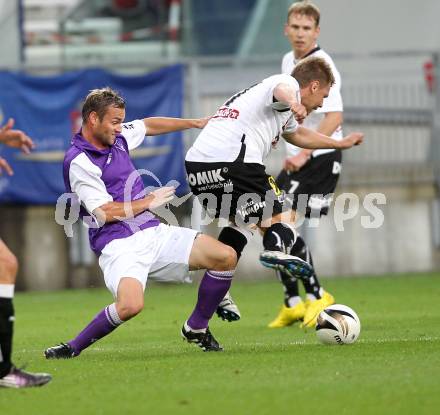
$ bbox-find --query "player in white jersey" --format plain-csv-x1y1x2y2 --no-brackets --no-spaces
186,73,301,165
267,2,345,329
183,56,363,342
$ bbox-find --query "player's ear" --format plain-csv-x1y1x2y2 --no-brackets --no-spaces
89,111,98,126
283,23,289,36
311,81,320,93
315,25,320,37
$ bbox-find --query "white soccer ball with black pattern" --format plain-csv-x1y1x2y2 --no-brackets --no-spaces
316,304,361,345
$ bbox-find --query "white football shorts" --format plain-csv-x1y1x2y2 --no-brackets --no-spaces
98,223,198,298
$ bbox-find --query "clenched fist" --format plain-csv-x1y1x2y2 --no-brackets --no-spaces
290,102,307,124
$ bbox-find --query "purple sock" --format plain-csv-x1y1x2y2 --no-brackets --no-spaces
187,270,234,330
68,303,123,355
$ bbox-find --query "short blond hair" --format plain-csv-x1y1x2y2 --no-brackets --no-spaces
292,56,334,88
82,87,125,122
287,1,320,26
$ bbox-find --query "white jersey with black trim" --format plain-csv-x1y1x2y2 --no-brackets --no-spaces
185,74,300,165
281,47,343,158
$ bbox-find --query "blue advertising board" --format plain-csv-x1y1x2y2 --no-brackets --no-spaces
0,64,187,203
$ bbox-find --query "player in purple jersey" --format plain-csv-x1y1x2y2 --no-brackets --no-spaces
0,119,52,388
44,88,237,356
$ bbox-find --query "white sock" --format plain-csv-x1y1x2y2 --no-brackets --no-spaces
0,284,14,298
105,303,124,326
287,296,302,307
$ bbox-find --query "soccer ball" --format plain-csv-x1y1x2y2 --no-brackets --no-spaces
316,304,361,345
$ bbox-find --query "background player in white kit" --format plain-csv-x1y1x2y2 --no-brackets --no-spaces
268,1,345,328
183,57,363,348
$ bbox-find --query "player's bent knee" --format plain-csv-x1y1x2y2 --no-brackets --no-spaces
116,301,144,321
216,245,237,271
218,226,250,260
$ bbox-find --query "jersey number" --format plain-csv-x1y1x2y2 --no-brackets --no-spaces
288,180,300,194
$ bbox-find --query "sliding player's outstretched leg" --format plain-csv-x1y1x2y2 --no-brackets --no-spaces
45,277,141,359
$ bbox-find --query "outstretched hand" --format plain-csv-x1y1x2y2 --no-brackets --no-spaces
149,186,176,209
0,118,35,154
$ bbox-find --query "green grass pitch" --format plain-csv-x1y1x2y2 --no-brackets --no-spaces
1,273,439,414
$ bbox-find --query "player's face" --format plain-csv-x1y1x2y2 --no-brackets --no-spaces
302,82,330,113
284,13,320,59
93,106,125,147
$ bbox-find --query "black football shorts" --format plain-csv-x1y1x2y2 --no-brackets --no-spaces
185,160,285,225
276,150,342,218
